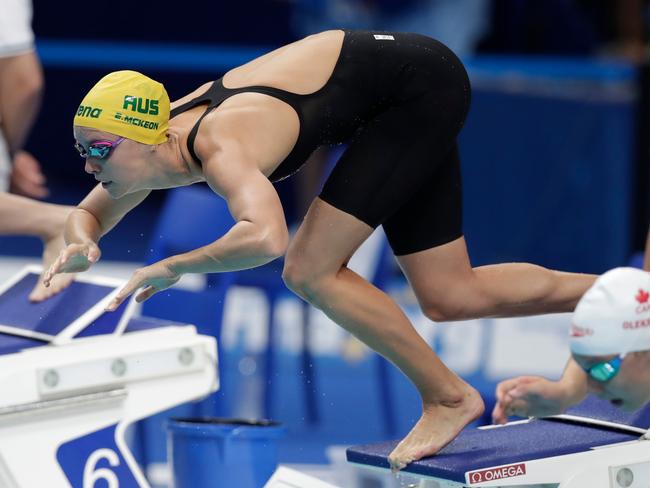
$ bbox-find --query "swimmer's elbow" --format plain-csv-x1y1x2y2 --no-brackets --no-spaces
259,226,289,259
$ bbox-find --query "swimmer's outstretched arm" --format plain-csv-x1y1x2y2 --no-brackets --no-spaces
158,135,290,275
43,185,151,285
105,143,289,311
492,358,588,423
169,153,289,273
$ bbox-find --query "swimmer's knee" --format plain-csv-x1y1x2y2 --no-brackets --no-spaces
282,260,339,303
281,261,308,294
282,261,320,298
422,301,471,323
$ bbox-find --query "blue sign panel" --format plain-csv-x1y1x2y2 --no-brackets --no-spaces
57,424,141,488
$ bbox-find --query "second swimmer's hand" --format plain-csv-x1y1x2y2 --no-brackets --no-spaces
43,241,101,287
492,376,569,425
105,260,181,312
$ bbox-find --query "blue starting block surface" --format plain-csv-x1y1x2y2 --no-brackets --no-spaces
0,315,183,356
347,396,650,483
563,394,650,427
0,266,135,344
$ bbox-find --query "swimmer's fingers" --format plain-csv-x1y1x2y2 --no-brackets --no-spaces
492,379,521,424
495,377,522,404
106,261,180,311
134,285,158,304
492,380,536,424
106,272,146,312
491,401,508,425
43,242,100,286
84,243,101,264
43,248,74,286
500,379,570,419
492,391,526,424
502,392,533,419
43,257,62,287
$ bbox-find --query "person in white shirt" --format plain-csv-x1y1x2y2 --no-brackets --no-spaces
0,0,74,300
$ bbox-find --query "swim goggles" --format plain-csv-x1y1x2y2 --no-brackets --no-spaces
582,354,626,382
74,137,125,159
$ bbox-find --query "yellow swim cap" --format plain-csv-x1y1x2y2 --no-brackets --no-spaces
74,70,169,145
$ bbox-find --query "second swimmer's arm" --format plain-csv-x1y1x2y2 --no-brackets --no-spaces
557,226,650,404
556,357,589,407
166,152,289,274
534,225,650,409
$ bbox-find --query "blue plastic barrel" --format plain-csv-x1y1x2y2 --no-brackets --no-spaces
167,418,285,488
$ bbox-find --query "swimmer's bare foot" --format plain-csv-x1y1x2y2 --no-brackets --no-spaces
29,206,76,302
388,384,484,472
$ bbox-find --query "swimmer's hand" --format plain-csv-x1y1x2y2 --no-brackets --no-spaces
43,241,101,287
30,232,76,302
492,376,570,424
10,150,49,199
105,260,180,312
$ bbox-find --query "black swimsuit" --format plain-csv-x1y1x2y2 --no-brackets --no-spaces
171,30,471,256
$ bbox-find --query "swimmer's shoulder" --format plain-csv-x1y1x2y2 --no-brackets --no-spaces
198,98,299,169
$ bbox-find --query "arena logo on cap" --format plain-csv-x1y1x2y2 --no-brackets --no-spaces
76,105,103,119
467,463,526,484
636,289,650,314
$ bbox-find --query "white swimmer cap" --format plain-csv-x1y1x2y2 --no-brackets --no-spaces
570,267,650,356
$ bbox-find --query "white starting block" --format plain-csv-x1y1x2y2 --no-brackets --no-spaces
264,467,341,488
347,396,650,488
0,266,218,488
